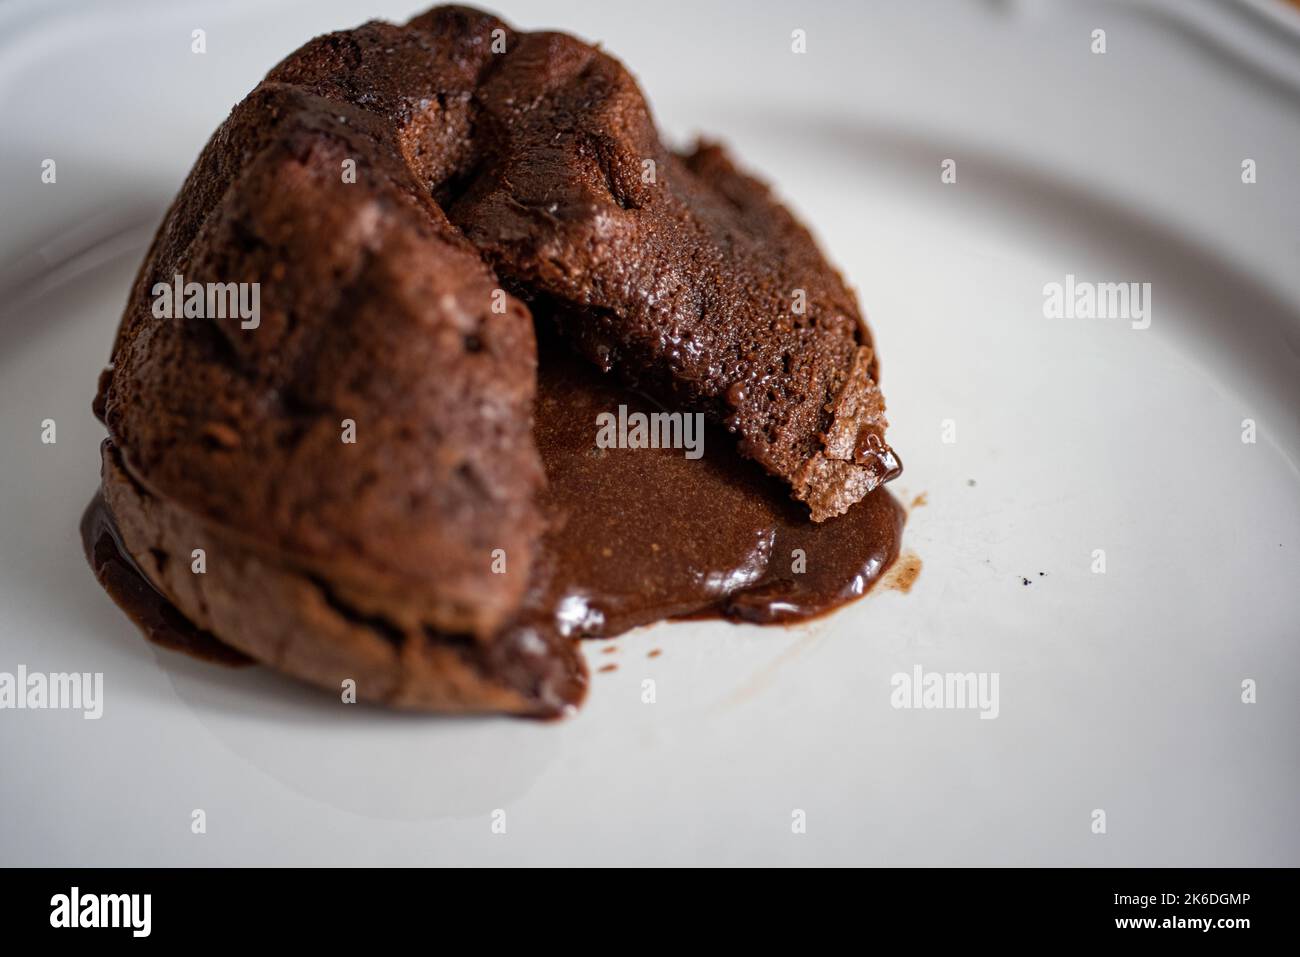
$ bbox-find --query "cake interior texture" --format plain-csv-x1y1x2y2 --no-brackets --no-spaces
84,5,903,716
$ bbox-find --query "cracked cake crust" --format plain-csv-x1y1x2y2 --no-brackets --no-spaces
89,5,901,713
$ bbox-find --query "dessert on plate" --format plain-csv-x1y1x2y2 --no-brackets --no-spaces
84,5,903,716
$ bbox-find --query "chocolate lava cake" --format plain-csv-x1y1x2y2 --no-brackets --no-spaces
84,5,903,716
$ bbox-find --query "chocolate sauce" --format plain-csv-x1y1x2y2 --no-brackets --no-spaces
80,347,903,702
883,552,923,594
497,345,904,643
80,492,252,666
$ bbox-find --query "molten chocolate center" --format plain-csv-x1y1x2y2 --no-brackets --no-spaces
83,347,903,712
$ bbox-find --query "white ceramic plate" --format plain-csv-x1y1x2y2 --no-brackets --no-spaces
1,0,1297,865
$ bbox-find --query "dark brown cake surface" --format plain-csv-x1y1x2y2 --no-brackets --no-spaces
442,23,900,520
89,5,903,714
100,78,545,641
259,4,900,519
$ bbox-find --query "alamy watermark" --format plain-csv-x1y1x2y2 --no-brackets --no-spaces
151,273,260,329
0,666,103,719
1043,274,1151,330
595,406,705,459
50,887,150,937
890,665,999,719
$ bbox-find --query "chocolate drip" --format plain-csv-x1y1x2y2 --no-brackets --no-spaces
81,349,902,703
81,492,252,667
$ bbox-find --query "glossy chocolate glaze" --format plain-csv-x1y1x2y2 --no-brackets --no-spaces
82,346,903,697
